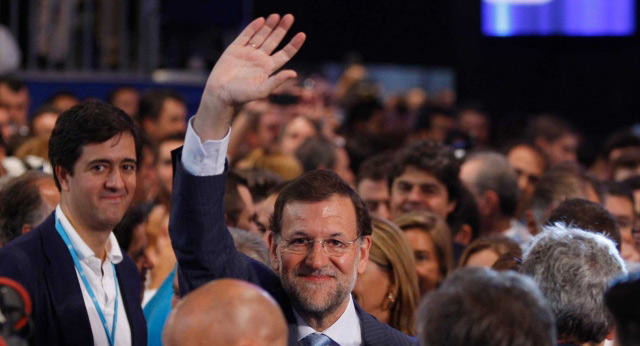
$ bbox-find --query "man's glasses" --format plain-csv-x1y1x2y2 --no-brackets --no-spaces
280,237,358,257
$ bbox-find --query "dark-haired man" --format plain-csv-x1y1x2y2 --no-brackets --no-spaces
0,74,30,136
170,14,415,345
138,89,187,143
0,101,147,345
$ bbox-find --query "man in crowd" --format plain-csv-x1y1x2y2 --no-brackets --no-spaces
0,101,147,345
169,14,415,345
525,114,579,165
163,279,288,346
602,181,640,268
521,224,626,345
418,267,556,346
0,74,30,137
295,136,355,186
155,134,184,207
138,89,187,143
460,151,529,244
0,171,59,246
356,153,392,220
506,142,547,219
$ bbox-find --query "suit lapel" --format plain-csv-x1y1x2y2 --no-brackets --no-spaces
41,215,94,345
355,302,392,346
116,259,145,346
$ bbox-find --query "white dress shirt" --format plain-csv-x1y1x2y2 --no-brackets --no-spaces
183,120,363,345
294,296,362,346
56,205,132,345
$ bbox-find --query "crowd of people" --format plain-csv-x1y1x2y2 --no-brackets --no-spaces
0,13,639,346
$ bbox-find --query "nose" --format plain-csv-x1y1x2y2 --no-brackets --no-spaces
376,202,391,220
105,169,125,190
304,241,330,269
407,186,422,202
517,174,528,193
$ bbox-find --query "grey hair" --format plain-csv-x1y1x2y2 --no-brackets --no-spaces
520,222,627,344
229,227,270,266
418,267,556,346
464,151,519,217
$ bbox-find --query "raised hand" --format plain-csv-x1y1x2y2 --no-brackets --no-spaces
194,14,306,140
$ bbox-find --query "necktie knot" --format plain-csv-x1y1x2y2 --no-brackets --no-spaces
300,332,333,346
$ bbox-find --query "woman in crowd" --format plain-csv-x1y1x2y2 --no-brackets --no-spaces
458,235,522,268
352,217,420,335
394,211,454,296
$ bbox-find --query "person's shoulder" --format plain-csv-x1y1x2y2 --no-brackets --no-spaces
357,307,417,346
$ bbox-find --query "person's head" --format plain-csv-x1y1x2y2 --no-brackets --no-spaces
107,86,140,117
602,181,640,262
0,106,12,141
279,115,319,155
163,279,288,346
389,140,461,221
352,217,420,335
446,185,481,247
235,168,284,235
527,163,601,236
547,198,622,252
155,134,184,202
526,114,579,165
112,206,153,290
610,151,640,182
605,271,640,346
418,267,556,346
460,151,519,234
47,91,79,113
267,170,372,325
458,236,522,268
0,171,59,246
30,104,60,138
48,101,141,233
521,223,627,344
138,89,187,142
229,227,270,265
505,142,548,217
356,152,392,220
602,130,640,164
414,105,456,143
225,171,259,235
295,136,354,185
131,135,157,206
623,175,640,218
456,104,490,147
394,211,453,295
0,74,29,128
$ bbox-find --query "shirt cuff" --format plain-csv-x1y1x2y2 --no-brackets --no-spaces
181,117,230,176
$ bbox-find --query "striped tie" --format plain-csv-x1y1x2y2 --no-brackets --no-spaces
300,332,333,346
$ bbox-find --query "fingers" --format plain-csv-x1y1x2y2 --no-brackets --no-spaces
271,32,306,71
260,14,295,54
247,14,280,48
231,17,266,47
264,70,298,94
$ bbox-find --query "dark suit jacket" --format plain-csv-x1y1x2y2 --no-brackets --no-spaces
170,149,415,346
0,213,147,345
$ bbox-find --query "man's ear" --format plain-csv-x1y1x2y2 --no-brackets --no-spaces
21,224,33,234
267,231,280,274
605,327,615,341
357,236,372,275
453,225,472,246
446,199,457,216
55,165,70,192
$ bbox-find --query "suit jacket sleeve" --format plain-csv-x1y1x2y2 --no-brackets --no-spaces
169,148,274,296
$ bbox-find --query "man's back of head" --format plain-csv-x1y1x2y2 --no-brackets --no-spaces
547,198,622,252
163,279,287,346
521,223,627,344
460,151,519,234
418,267,556,346
605,271,640,346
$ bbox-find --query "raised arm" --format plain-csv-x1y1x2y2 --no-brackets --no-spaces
193,14,306,141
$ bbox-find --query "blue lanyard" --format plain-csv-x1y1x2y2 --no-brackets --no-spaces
55,218,119,346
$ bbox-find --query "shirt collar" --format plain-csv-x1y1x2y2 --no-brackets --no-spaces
55,205,123,264
294,295,362,346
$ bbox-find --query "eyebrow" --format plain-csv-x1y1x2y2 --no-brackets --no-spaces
88,158,138,165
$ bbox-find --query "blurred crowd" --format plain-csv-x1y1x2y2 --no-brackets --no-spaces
0,55,640,346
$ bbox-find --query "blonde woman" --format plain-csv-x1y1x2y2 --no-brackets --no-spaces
352,217,421,335
394,211,454,295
